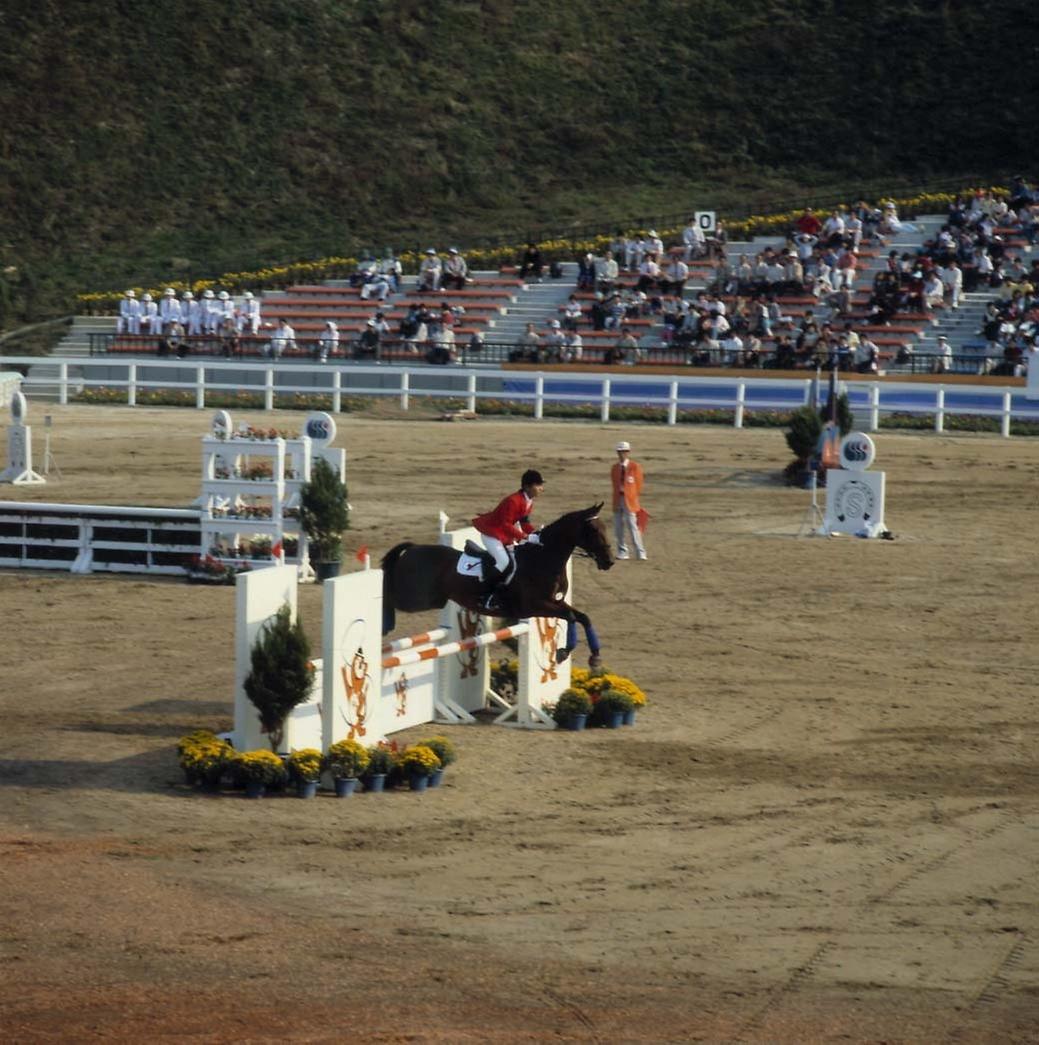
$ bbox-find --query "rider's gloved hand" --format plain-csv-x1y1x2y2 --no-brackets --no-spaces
526,530,541,545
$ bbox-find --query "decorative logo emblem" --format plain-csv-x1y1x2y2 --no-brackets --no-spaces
533,617,561,684
393,674,408,717
833,479,876,523
304,411,336,447
339,617,371,739
839,431,876,471
456,607,480,679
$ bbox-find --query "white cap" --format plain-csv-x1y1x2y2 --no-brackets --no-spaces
125,289,135,297
425,248,436,254
449,247,458,254
142,293,152,301
163,287,175,296
550,319,560,328
183,290,193,300
203,289,214,298
243,291,253,299
616,441,631,452
218,290,229,300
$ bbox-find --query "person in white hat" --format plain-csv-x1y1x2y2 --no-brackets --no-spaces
201,288,221,335
182,290,203,337
237,290,262,336
139,292,160,336
159,288,182,333
316,319,339,362
117,289,141,335
418,248,442,292
442,247,468,290
933,335,953,374
610,441,647,560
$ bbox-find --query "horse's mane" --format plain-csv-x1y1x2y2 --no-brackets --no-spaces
540,505,602,541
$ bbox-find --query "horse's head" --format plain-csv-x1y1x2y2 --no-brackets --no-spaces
577,502,614,571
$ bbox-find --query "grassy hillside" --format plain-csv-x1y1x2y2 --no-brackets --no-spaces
0,0,1034,325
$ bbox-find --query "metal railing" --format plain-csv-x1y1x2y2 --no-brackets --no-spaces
4,353,1037,436
84,332,1012,377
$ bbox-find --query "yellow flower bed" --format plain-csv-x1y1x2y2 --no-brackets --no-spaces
571,667,647,707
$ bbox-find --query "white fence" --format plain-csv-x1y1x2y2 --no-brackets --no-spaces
3,355,1038,435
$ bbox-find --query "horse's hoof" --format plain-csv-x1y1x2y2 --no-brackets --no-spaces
555,648,572,664
588,653,602,670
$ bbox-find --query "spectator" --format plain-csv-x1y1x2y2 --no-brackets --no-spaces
418,248,442,292
682,217,706,260
237,291,261,335
182,291,203,337
636,253,661,293
512,322,542,363
202,289,221,335
426,325,457,365
350,255,378,288
940,260,963,310
562,330,583,362
159,288,182,333
519,243,543,282
932,334,953,373
577,253,596,291
140,293,160,335
117,289,141,335
822,209,846,247
317,320,339,362
543,319,566,362
157,320,185,358
562,294,583,332
705,220,727,260
608,325,640,365
595,250,619,293
268,318,295,358
219,316,240,358
442,248,468,290
379,249,403,292
360,268,392,301
661,253,689,296
355,318,380,359
795,208,822,237
923,271,946,312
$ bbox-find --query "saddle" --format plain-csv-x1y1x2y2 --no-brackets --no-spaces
456,540,495,582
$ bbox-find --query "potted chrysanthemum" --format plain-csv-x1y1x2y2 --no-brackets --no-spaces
323,738,370,797
551,688,593,731
397,744,441,793
231,749,288,799
286,747,323,798
416,735,457,786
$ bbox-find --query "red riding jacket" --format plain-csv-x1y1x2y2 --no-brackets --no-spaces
472,491,536,545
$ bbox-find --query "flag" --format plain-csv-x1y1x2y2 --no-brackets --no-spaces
355,544,369,564
636,508,651,534
271,540,283,560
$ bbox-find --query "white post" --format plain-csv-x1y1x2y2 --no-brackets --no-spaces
803,378,812,405
869,383,880,431
935,386,945,433
600,378,610,423
1001,390,1012,438
734,381,746,429
400,371,410,411
534,374,544,420
467,373,477,414
127,364,137,407
667,380,678,426
195,366,205,409
58,363,69,406
332,370,342,414
264,368,274,411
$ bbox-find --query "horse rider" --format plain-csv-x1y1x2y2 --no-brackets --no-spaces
472,469,545,612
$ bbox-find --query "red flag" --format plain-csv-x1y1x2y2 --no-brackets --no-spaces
635,509,650,534
355,545,369,564
271,540,283,560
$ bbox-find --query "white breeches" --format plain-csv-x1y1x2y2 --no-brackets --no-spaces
479,535,515,581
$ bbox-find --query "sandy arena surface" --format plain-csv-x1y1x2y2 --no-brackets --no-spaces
1,403,1038,1043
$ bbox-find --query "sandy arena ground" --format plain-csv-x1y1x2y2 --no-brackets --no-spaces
1,403,1038,1043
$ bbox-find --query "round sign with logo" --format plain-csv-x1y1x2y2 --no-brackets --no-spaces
304,411,336,448
11,390,27,424
839,431,875,471
212,410,233,440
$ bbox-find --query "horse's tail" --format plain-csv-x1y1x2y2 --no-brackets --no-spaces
379,542,414,634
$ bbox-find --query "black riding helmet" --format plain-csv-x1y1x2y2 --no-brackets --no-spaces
521,469,544,487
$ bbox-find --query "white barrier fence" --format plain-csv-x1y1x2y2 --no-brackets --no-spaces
233,527,572,751
5,354,1039,434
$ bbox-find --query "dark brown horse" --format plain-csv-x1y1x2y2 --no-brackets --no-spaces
380,504,614,666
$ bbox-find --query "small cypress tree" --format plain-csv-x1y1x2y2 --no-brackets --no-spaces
243,604,314,753
299,458,349,562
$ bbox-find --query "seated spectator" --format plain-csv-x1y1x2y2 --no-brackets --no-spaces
417,249,442,292
705,220,727,260
237,291,261,335
589,292,608,331
720,329,744,366
606,325,640,365
511,322,542,363
140,293,160,335
398,304,422,339
426,326,457,365
562,294,583,332
355,319,380,359
379,250,402,291
795,208,822,238
403,318,428,354
577,253,596,291
157,321,185,358
855,334,880,374
117,289,141,335
742,333,763,368
682,217,706,260
635,254,660,293
661,253,689,296
442,248,468,291
595,250,619,293
219,316,241,358
932,335,953,373
350,256,378,289
159,288,182,333
360,270,393,301
562,330,583,362
543,320,566,362
268,319,295,358
923,271,946,312
519,243,543,282
317,320,339,362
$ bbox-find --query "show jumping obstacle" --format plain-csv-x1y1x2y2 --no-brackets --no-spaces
232,523,573,752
